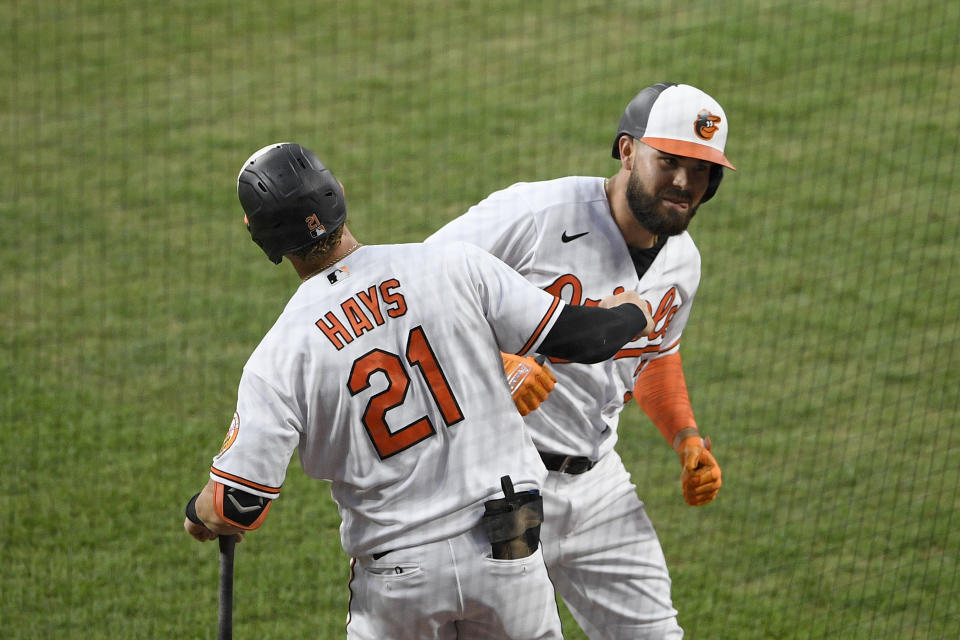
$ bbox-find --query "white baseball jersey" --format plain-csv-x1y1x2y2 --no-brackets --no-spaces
427,176,700,460
210,241,564,556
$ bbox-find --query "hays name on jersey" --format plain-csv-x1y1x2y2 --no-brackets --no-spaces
316,278,408,350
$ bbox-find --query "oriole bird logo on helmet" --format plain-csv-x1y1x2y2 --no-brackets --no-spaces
694,110,721,140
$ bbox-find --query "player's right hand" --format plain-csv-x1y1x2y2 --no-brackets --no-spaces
598,290,654,339
502,352,556,416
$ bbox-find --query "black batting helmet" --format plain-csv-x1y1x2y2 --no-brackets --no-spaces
237,143,347,264
612,83,735,204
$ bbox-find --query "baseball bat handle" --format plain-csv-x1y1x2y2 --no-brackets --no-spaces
218,534,237,640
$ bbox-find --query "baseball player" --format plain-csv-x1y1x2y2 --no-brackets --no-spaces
426,83,731,638
181,142,657,639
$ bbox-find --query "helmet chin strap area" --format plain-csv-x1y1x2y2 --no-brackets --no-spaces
700,165,724,205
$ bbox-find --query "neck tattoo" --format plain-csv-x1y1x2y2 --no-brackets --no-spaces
301,242,362,282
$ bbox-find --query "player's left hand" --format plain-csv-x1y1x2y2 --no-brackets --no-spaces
598,290,654,339
184,517,219,542
184,518,245,543
677,435,722,506
502,353,556,416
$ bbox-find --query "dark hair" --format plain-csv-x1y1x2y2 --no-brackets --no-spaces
288,223,345,262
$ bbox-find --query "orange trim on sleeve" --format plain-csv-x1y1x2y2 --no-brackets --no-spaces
518,297,561,355
213,481,273,531
615,345,661,360
210,466,282,495
632,351,698,448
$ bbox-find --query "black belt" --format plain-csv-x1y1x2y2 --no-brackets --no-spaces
539,451,596,475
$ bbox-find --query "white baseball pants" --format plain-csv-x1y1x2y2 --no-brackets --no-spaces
348,524,562,639
540,449,684,639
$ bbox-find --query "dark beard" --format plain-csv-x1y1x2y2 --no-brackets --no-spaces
626,171,698,237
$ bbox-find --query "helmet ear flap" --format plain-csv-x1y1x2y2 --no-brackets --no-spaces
700,165,724,205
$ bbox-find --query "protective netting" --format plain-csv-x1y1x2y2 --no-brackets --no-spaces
3,1,957,637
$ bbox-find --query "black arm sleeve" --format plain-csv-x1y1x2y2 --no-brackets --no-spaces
537,303,647,364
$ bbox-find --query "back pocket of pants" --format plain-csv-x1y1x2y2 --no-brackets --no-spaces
363,562,422,580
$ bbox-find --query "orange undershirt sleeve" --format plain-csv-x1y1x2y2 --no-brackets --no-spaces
633,351,699,451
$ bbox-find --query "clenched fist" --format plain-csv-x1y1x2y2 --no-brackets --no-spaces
676,435,722,506
597,290,653,340
502,352,556,416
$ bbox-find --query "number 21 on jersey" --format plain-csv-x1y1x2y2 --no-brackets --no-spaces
348,325,464,459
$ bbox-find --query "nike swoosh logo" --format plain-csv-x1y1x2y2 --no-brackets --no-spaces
227,494,263,513
561,230,589,243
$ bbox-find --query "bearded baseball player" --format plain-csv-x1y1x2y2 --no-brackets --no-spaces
182,143,658,639
427,83,731,638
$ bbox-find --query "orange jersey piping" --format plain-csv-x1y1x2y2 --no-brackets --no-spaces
517,297,561,355
210,466,282,495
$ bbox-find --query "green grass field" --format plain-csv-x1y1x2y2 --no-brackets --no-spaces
2,1,958,637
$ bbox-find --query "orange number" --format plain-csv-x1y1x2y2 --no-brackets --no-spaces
406,326,464,427
348,326,462,459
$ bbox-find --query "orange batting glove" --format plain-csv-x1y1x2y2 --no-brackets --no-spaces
676,435,722,506
502,352,556,416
